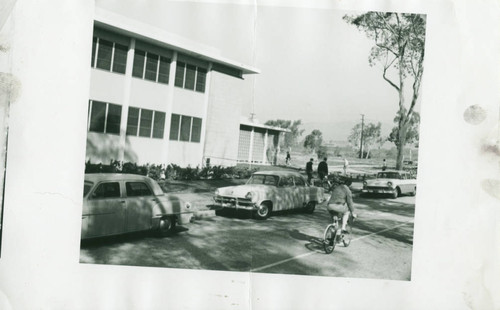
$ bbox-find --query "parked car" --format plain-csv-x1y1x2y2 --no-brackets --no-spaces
213,171,325,219
362,170,417,198
81,173,193,239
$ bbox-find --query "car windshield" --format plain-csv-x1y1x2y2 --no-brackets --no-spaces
377,172,402,179
83,181,93,197
246,174,278,186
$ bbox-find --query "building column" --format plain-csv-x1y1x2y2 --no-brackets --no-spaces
162,51,178,166
248,127,254,164
117,38,135,163
200,63,213,167
263,129,268,165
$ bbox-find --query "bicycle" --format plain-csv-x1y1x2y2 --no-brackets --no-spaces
323,212,355,254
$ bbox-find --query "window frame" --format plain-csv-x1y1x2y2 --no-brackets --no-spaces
91,37,128,75
88,100,122,135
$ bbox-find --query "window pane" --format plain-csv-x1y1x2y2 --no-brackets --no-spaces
91,37,97,67
112,43,128,74
152,111,166,139
174,62,185,87
180,115,192,141
139,109,153,137
144,53,159,81
89,101,106,133
132,50,145,78
126,182,153,197
93,182,120,199
191,117,202,143
184,64,196,90
106,103,122,134
169,114,180,140
96,39,113,71
195,68,207,93
158,56,170,84
126,107,140,136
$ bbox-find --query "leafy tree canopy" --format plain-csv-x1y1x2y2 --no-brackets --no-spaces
264,119,304,149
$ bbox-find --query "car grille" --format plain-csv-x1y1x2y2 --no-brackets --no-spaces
214,196,254,206
366,186,392,191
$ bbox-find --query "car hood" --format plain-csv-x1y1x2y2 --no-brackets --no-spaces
216,184,272,197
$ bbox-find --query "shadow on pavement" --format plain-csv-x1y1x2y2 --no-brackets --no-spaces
80,226,189,248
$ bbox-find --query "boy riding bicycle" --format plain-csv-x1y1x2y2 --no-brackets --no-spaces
326,177,356,233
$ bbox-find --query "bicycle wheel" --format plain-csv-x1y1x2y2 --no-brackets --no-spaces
342,219,353,247
323,225,337,254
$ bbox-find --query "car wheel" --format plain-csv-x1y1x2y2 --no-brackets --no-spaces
158,216,176,237
304,201,316,214
255,202,271,220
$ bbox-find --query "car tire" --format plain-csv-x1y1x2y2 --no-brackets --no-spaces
304,201,316,214
158,216,176,237
254,202,272,220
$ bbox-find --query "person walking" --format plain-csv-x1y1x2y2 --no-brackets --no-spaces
343,157,349,176
305,158,314,184
285,151,291,165
382,159,387,171
317,157,329,181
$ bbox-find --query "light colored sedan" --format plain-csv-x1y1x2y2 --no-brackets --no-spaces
362,170,417,198
213,171,325,220
81,173,193,239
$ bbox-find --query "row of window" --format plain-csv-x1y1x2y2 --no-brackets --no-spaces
91,182,153,199
91,36,206,93
87,101,202,143
174,62,207,93
91,37,128,74
132,50,171,84
169,114,202,143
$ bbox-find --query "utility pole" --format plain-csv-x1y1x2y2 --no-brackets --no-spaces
359,114,365,159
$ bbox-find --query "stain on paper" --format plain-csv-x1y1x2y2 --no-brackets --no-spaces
463,105,487,125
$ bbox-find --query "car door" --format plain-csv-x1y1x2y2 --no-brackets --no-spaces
124,181,155,232
276,176,295,210
84,181,126,238
293,176,308,208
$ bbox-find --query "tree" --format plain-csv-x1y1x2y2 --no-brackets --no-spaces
303,129,324,155
264,119,304,149
344,12,426,169
348,122,383,159
388,111,420,147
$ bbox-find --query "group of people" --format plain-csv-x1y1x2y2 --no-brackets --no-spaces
305,157,355,234
305,157,349,184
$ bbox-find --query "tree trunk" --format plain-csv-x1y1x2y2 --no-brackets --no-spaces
396,121,409,170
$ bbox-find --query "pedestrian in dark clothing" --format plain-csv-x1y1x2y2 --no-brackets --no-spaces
306,158,314,184
286,151,291,165
317,157,328,181
382,159,387,171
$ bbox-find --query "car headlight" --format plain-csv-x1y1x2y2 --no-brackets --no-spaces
214,189,220,196
387,181,393,188
245,191,257,203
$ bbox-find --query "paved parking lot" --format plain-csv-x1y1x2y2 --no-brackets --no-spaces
80,194,415,280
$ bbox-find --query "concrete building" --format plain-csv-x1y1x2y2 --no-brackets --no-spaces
86,8,259,167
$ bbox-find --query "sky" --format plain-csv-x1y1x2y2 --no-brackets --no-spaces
96,0,422,143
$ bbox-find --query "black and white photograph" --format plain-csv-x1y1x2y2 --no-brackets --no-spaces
79,1,425,281
0,0,500,309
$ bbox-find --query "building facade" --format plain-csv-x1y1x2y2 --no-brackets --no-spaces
86,9,258,167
